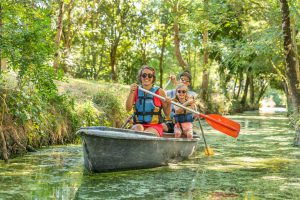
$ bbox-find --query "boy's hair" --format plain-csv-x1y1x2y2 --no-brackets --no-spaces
137,65,156,83
180,72,192,82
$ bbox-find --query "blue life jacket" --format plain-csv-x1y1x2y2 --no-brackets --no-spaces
174,113,194,123
165,89,196,122
134,86,163,124
173,98,194,123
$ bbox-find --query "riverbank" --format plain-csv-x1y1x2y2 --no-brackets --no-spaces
0,77,129,161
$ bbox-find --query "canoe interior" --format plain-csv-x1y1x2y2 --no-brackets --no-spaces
78,126,200,139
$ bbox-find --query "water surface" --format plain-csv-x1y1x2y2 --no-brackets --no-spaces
0,111,299,199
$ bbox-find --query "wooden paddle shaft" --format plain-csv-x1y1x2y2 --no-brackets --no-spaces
163,79,171,90
138,87,238,131
139,86,199,113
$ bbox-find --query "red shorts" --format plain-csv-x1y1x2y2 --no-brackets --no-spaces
142,124,164,137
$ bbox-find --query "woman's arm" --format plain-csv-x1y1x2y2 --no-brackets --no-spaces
126,83,138,111
159,89,171,117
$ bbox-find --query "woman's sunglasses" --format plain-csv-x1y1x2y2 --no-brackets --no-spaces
177,90,187,94
141,73,154,78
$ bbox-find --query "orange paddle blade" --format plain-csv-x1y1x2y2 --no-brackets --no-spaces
200,114,240,138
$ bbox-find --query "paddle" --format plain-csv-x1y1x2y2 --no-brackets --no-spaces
197,118,214,155
163,79,171,90
121,114,134,129
138,87,240,138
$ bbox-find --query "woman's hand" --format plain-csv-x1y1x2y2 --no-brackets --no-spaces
130,83,138,94
164,97,172,105
126,83,138,111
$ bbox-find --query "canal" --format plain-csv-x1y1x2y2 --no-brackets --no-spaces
0,111,299,199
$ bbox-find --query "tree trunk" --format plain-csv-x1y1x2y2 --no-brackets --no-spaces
110,37,120,82
159,33,166,88
109,0,127,82
241,73,250,108
53,1,64,72
236,71,243,100
201,0,210,102
255,80,268,105
64,0,74,51
173,1,188,71
232,75,238,99
95,45,105,80
282,81,293,113
0,3,2,73
140,42,147,65
280,0,299,114
81,39,86,78
201,50,209,101
280,0,300,146
291,17,300,83
0,127,8,162
249,74,255,105
61,0,74,73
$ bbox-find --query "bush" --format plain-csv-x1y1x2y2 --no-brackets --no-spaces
92,90,127,128
75,101,105,127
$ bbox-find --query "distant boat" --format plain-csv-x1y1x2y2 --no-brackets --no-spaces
76,126,199,172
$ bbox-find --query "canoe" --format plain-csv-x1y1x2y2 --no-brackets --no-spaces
76,126,199,172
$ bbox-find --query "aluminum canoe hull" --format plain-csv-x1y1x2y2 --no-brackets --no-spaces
76,126,199,172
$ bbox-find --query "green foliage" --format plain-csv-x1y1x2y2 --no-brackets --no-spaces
7,87,45,125
2,1,53,74
3,82,78,144
75,101,104,127
1,0,59,102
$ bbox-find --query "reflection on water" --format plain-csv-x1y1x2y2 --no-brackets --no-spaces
0,111,299,199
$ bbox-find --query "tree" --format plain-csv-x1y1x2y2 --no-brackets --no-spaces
53,0,64,72
201,0,210,102
166,0,189,71
279,0,300,146
0,2,2,73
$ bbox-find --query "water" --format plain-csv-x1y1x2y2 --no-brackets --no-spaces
0,111,299,200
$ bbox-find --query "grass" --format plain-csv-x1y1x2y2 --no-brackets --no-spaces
56,78,130,104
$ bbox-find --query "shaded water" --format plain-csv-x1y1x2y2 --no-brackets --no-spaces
0,111,299,199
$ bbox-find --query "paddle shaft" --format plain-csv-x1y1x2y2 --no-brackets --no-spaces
163,79,171,90
197,118,209,150
121,114,134,129
138,87,238,132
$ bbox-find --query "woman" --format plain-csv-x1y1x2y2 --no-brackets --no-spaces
126,65,171,137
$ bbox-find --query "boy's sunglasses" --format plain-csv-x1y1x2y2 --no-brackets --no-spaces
177,90,187,94
180,78,190,83
141,73,154,78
